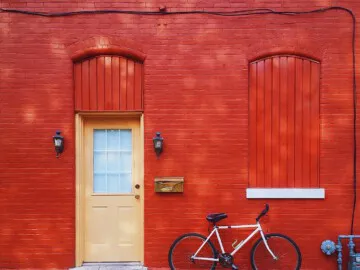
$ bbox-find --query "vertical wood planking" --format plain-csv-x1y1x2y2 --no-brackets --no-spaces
249,56,320,188
256,61,265,187
97,57,105,111
279,57,288,186
271,57,280,187
264,59,272,186
81,60,90,110
74,63,82,111
89,58,97,110
134,62,143,110
112,57,120,110
249,63,257,187
287,57,296,187
74,56,144,111
302,60,311,187
310,62,320,187
104,56,112,110
120,58,127,110
127,60,135,110
294,58,304,187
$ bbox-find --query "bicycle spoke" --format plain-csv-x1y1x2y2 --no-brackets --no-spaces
169,234,217,270
251,234,301,270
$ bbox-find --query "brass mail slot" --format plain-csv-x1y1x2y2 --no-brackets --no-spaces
154,177,184,193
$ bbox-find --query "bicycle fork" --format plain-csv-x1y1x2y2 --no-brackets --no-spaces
258,223,278,260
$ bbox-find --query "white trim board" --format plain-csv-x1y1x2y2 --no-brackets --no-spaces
246,188,325,199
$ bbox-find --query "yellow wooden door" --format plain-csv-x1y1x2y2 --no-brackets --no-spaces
83,118,141,262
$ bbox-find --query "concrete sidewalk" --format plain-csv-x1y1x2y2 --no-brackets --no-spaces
69,262,148,270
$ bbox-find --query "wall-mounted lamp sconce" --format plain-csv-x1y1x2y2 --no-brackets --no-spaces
153,132,164,158
53,130,64,158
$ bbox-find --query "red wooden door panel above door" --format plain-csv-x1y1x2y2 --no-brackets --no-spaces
74,56,143,112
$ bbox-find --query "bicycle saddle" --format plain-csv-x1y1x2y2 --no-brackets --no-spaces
206,213,228,223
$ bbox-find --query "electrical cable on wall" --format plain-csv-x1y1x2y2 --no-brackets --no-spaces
0,6,357,234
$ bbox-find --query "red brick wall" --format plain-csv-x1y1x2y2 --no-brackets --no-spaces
0,1,360,269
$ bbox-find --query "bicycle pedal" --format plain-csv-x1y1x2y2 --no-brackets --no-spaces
231,264,238,270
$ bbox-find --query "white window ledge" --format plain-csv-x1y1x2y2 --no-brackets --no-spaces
246,188,325,199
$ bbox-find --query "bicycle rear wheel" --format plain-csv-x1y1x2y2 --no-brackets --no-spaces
168,233,217,270
250,233,301,270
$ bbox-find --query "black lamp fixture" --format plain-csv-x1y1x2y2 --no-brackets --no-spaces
53,130,64,158
153,132,164,158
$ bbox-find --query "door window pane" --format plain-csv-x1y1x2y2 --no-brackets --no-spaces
107,152,120,172
120,131,132,151
120,173,132,193
107,174,120,192
107,130,120,150
93,129,132,193
94,151,106,172
94,173,107,193
119,151,132,172
94,130,106,150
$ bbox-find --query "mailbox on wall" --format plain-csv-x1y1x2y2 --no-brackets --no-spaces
154,177,184,193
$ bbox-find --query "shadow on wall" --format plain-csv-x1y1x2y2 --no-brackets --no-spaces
143,11,356,269
0,4,357,269
0,15,75,268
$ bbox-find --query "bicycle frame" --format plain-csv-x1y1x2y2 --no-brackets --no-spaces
191,222,277,262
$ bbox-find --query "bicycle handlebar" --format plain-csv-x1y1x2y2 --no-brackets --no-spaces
256,203,269,222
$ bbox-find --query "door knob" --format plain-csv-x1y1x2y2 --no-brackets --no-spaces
135,195,140,199
135,184,140,189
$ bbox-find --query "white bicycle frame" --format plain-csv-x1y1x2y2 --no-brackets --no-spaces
191,222,278,262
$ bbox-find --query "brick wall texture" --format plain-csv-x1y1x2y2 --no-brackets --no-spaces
1,0,360,269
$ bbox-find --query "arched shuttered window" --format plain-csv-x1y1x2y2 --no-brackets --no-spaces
249,55,320,191
74,56,143,111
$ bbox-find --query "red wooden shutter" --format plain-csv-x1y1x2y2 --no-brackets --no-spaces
74,56,143,112
249,55,320,188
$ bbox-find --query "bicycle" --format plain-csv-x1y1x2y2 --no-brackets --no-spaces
168,204,302,269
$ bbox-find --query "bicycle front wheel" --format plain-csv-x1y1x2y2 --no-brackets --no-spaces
168,233,217,270
250,233,301,270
